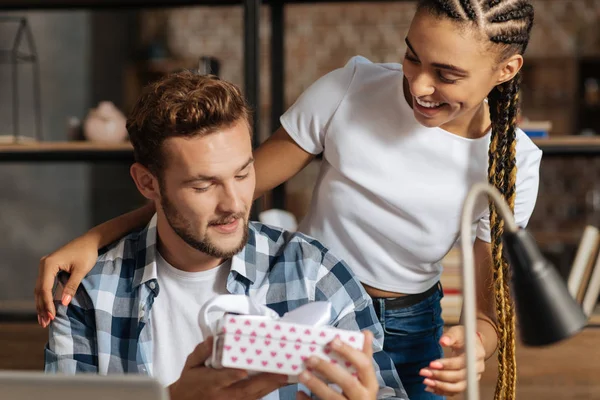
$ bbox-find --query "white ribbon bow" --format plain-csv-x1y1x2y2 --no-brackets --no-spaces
198,294,333,339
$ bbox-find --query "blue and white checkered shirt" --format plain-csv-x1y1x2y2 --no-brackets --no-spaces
45,216,407,399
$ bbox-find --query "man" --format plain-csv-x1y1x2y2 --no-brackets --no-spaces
44,72,407,400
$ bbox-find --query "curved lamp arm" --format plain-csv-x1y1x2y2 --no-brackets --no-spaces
460,183,519,400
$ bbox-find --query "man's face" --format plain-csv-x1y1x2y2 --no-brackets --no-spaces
157,119,255,258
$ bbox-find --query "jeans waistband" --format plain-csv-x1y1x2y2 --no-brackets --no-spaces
373,281,442,310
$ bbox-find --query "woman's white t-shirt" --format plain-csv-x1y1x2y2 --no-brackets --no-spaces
280,56,542,294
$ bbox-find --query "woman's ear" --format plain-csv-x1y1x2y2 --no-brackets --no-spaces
496,54,523,85
130,163,161,201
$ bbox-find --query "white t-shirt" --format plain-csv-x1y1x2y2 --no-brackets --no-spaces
151,252,229,386
280,56,542,294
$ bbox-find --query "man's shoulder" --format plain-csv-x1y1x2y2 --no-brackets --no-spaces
248,222,353,275
69,227,148,292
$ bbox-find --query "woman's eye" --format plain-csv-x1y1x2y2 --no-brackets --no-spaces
437,72,458,84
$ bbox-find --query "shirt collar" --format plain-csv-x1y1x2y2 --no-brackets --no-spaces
131,215,258,289
132,214,159,291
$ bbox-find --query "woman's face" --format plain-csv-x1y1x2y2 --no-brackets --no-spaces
402,11,509,134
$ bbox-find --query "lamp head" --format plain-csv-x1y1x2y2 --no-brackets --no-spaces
503,229,587,346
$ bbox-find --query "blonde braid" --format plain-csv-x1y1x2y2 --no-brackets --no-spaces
489,101,509,399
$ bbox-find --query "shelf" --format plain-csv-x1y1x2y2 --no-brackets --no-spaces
441,300,600,327
1,136,600,162
534,136,600,156
0,141,134,162
0,0,406,9
0,301,36,323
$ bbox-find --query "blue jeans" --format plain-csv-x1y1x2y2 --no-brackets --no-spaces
373,283,445,400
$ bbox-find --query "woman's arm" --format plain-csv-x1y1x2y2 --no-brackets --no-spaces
420,239,498,397
35,202,155,327
88,201,156,248
253,126,316,200
472,238,500,359
37,127,314,327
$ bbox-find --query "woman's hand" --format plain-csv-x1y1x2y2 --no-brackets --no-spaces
419,325,486,396
35,236,99,327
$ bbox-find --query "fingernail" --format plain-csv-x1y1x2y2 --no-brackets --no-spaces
305,357,318,367
37,315,42,326
61,295,72,306
423,378,435,387
420,369,433,377
47,312,54,321
330,338,342,349
430,361,443,369
298,371,311,383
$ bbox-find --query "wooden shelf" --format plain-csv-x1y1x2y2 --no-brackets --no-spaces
0,136,599,163
0,141,134,162
534,136,600,156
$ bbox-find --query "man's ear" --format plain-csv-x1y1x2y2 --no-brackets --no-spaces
130,163,161,201
496,54,523,85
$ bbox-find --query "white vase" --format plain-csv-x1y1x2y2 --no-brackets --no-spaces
84,101,128,143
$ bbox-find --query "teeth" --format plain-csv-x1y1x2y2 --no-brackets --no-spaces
416,97,443,108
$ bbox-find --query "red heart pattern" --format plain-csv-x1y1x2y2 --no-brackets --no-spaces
219,316,363,376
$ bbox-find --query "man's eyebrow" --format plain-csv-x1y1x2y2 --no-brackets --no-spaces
236,157,254,173
182,157,254,185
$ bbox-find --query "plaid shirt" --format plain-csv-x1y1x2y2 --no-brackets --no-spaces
45,216,407,400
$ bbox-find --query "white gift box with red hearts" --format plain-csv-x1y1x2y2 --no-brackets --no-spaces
199,295,365,381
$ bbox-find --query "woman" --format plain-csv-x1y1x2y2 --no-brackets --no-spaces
35,0,540,398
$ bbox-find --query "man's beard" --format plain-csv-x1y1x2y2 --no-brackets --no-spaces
160,191,248,259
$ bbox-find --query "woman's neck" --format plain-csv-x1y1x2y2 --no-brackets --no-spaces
441,101,491,139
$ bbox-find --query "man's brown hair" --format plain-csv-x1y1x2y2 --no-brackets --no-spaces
127,71,251,177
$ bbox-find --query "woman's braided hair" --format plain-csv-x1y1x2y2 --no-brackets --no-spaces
416,1,534,398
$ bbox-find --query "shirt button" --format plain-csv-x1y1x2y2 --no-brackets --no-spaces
149,282,156,290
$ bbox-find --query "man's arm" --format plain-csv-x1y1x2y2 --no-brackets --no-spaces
45,273,98,373
314,256,408,400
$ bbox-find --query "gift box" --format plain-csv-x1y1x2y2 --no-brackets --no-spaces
199,295,365,382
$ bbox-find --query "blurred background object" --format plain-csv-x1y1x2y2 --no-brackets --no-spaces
0,16,42,142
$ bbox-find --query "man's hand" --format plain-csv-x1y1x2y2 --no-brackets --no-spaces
296,330,379,400
419,325,486,397
169,337,289,400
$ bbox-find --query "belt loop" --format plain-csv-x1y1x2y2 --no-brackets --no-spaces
378,298,385,331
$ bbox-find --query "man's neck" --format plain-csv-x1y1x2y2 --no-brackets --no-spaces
155,219,226,273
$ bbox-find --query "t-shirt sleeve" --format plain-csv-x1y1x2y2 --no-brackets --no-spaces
476,136,543,243
279,56,361,155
